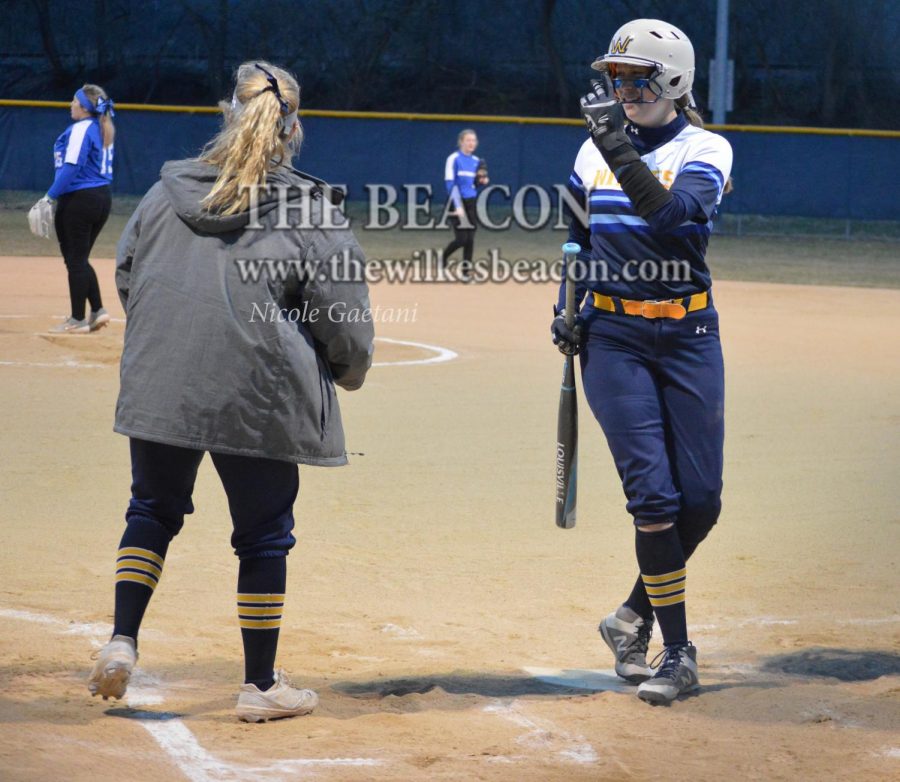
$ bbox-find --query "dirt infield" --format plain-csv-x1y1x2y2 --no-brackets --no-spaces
1,253,898,782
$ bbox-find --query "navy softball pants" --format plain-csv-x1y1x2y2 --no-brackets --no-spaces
126,438,298,559
579,302,724,546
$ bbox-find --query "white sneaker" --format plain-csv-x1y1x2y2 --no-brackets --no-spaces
599,606,654,683
88,635,138,700
236,669,318,723
637,643,700,704
49,317,90,334
89,308,110,332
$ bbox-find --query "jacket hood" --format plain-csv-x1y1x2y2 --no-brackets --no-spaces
159,159,299,234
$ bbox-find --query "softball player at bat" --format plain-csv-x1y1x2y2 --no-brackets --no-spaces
551,19,733,703
34,85,115,333
87,62,373,722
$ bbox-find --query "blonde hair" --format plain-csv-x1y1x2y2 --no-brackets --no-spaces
675,94,733,194
199,61,302,215
458,128,476,146
81,84,115,148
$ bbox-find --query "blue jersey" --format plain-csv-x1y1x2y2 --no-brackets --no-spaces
563,113,732,304
444,151,480,208
48,118,113,199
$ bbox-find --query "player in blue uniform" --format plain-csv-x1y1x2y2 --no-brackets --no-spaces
551,19,733,703
40,84,115,333
443,129,487,277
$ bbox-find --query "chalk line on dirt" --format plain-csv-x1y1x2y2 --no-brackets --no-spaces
483,701,598,764
372,336,458,367
0,359,107,369
141,721,381,782
1,606,382,780
0,330,457,369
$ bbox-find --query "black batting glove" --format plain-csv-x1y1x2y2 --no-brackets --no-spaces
551,306,584,356
580,75,641,173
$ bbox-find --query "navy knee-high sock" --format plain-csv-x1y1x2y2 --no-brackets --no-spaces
237,556,286,691
634,525,688,647
113,519,172,643
625,534,702,621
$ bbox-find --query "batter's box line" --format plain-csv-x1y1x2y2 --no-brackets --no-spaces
1,605,385,781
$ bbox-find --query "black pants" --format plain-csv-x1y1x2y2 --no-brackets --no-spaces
55,185,111,320
443,197,477,264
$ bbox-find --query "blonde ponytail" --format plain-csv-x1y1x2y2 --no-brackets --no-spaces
81,83,115,148
200,61,302,215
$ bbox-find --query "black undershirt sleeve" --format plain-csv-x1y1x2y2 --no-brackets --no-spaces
615,161,674,220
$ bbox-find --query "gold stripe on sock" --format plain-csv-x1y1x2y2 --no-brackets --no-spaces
641,568,686,585
116,566,159,584
236,593,286,604
237,605,284,617
648,591,686,607
644,578,686,597
239,618,282,630
116,571,158,589
116,558,162,579
117,547,165,568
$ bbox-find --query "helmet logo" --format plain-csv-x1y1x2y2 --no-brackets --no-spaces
610,35,634,54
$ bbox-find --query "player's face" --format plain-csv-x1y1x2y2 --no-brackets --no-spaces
70,96,89,121
613,65,675,128
460,133,478,154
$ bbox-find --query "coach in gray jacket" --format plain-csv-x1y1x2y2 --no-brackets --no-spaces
89,61,372,723
114,158,371,465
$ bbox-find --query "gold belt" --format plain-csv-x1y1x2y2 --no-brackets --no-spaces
592,290,709,320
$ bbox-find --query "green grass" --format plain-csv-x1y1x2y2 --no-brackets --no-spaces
716,213,900,242
3,191,898,289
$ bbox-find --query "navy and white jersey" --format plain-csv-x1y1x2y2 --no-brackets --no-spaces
444,150,481,208
48,118,113,199
565,113,732,302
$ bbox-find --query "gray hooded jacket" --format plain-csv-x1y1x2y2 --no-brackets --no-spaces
114,159,373,465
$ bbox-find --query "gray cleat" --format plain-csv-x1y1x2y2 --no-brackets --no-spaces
49,317,90,334
89,308,111,332
598,606,654,683
637,643,699,704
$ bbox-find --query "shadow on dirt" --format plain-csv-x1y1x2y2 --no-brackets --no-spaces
332,671,586,699
759,648,900,681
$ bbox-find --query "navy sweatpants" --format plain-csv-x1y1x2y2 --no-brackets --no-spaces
126,438,298,559
579,302,724,546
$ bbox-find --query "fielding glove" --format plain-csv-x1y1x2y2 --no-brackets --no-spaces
475,159,489,186
27,196,56,239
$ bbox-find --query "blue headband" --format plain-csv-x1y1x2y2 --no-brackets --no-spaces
75,89,115,117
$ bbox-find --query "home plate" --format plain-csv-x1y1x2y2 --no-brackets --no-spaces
523,667,636,693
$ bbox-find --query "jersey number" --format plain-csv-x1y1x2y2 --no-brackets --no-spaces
101,146,114,176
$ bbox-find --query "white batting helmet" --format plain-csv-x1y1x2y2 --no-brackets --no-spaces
592,19,695,101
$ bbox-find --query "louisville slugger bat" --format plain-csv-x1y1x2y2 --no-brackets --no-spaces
556,242,581,529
